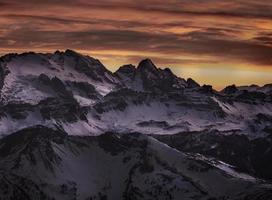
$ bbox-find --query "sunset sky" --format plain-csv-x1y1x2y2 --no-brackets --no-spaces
1,0,272,89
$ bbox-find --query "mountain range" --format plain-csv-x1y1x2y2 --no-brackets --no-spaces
0,49,271,200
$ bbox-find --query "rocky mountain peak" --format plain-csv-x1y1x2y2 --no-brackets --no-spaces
137,58,158,73
201,84,213,93
115,64,136,75
162,67,174,75
187,78,200,88
63,49,81,57
223,84,238,94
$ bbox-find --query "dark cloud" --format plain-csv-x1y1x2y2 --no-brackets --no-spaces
2,14,151,28
253,32,272,46
2,0,272,19
2,25,272,66
254,36,272,46
0,0,272,68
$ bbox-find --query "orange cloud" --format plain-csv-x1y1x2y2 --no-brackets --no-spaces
0,0,272,89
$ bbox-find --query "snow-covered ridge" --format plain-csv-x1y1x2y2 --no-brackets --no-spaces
0,50,121,105
0,49,271,139
0,50,272,199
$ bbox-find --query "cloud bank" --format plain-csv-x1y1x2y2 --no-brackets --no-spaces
1,0,272,88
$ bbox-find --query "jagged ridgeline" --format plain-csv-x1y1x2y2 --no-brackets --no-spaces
0,50,271,199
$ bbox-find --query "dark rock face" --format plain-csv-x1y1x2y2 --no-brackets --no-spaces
67,81,101,100
138,59,158,72
115,64,136,82
236,90,267,103
0,173,52,200
153,131,272,181
0,126,66,166
137,120,170,128
223,84,238,94
0,126,271,200
38,73,51,85
97,132,147,155
138,61,186,92
116,64,136,75
94,88,154,114
39,97,86,122
38,74,73,98
187,78,200,88
115,59,188,93
64,49,114,83
0,62,9,92
200,84,213,94
51,77,73,97
255,113,272,123
0,102,34,119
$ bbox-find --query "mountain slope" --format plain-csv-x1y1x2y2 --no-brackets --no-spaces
152,130,272,181
0,50,271,138
0,126,271,200
0,50,120,105
0,50,272,198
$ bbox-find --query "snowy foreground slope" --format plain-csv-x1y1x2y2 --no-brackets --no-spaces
0,50,272,199
0,126,271,200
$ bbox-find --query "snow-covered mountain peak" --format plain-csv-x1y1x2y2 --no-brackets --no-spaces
0,50,272,199
0,50,121,105
52,49,111,76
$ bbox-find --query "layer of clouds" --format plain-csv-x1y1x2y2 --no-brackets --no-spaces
0,0,272,67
